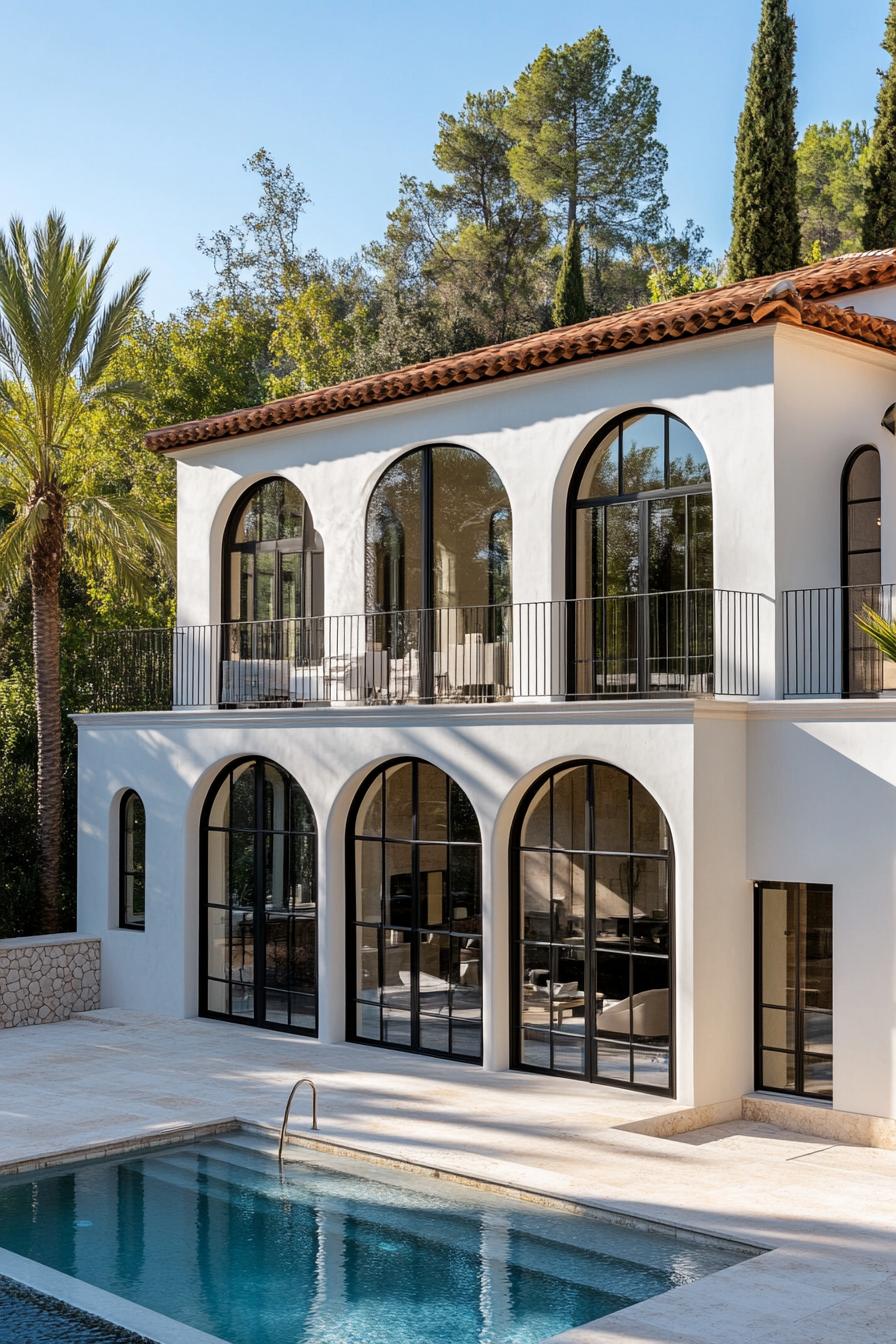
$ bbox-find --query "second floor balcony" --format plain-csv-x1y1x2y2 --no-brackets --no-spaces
783,583,896,698
86,589,761,713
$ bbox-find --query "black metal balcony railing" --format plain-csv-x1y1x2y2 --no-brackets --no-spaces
783,583,896,698
85,589,761,713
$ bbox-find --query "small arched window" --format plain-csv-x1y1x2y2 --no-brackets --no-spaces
120,791,145,930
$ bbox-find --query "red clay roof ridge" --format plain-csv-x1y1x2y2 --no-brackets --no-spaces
146,249,896,453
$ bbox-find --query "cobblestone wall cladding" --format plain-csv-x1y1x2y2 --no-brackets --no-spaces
0,935,100,1027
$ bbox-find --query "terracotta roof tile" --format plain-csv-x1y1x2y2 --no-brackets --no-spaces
146,249,896,452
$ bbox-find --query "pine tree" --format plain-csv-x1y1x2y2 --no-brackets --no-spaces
552,222,587,326
728,0,800,281
862,0,896,249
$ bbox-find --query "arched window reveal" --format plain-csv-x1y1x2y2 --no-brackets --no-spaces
202,758,317,1035
570,411,713,698
348,759,482,1061
512,761,673,1094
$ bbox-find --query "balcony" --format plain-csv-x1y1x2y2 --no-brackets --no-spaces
85,590,761,713
783,584,896,698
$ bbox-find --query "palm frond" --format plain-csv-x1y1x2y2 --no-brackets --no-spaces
66,493,176,599
62,238,113,378
0,217,44,386
855,605,896,663
78,269,149,392
0,503,43,595
80,377,148,408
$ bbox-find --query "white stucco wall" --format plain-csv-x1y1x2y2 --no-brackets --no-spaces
172,328,777,637
773,326,896,595
75,704,704,1100
748,705,896,1121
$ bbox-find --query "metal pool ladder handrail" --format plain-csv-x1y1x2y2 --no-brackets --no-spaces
278,1077,318,1160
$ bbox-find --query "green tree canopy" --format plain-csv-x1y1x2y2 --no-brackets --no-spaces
728,0,801,281
863,0,896,249
796,121,869,259
503,29,668,244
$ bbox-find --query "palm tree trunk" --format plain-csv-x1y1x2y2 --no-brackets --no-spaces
30,517,64,934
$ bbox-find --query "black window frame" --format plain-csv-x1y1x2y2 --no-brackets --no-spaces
199,755,318,1037
221,475,323,628
345,756,484,1064
119,789,146,931
510,759,675,1097
754,880,833,1103
566,409,713,698
840,445,882,698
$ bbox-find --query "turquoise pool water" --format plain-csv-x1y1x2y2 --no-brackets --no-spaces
0,1136,748,1344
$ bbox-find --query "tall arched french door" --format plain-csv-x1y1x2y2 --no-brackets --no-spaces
348,758,483,1061
568,410,712,697
511,761,673,1095
201,757,317,1034
221,477,324,700
365,445,512,701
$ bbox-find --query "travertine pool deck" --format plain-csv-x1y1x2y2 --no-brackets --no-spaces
3,1010,896,1343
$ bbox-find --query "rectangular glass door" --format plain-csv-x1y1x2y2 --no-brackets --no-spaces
755,882,833,1100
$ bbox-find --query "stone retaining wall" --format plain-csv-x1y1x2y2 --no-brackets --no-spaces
0,935,100,1027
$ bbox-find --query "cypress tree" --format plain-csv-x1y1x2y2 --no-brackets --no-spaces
728,0,800,281
552,221,587,326
862,0,896,249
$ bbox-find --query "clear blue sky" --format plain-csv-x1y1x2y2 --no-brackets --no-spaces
0,0,888,315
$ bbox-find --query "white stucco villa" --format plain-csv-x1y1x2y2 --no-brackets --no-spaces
74,249,896,1135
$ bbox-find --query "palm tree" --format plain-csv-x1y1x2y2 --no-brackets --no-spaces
855,606,896,662
0,212,174,933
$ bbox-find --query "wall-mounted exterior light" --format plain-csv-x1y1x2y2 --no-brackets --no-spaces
882,403,896,435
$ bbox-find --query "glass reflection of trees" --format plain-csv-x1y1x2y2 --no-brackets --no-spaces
366,446,512,669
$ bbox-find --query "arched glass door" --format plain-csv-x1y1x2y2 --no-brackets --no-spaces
202,758,317,1034
512,761,673,1094
366,446,512,700
569,410,712,697
348,759,482,1060
222,478,323,688
841,446,882,696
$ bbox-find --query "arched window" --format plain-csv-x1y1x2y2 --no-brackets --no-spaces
568,410,712,697
512,761,673,1094
119,791,145,930
842,447,882,696
201,758,317,1035
348,759,482,1061
366,446,512,698
223,477,323,629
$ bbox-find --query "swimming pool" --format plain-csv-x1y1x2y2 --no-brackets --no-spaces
0,1133,753,1344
